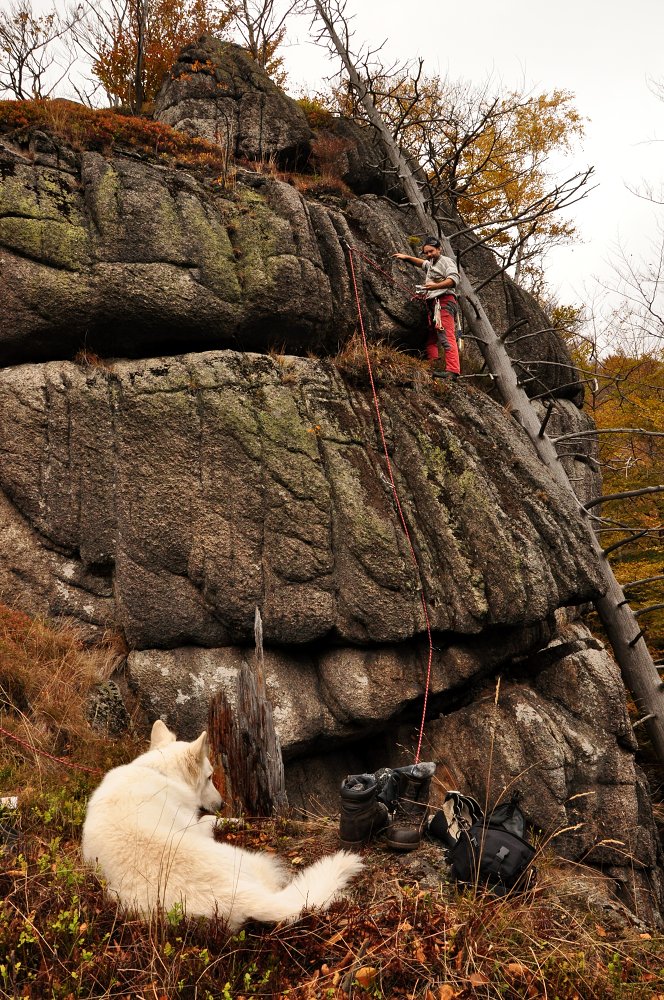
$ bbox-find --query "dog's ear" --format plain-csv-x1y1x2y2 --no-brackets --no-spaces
150,719,177,748
190,730,209,761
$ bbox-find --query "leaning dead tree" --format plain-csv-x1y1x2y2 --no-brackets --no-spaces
311,0,664,764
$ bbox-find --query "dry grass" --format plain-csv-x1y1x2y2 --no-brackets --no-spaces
0,809,662,999
72,347,116,370
237,153,354,200
267,346,301,385
0,603,134,790
0,99,234,182
288,172,354,199
333,333,433,384
0,99,354,204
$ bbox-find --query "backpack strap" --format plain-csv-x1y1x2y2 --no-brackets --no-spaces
427,791,484,848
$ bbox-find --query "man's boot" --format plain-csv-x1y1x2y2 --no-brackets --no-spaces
383,762,436,852
339,773,390,848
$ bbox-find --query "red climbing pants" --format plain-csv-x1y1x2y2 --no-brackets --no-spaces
425,295,460,375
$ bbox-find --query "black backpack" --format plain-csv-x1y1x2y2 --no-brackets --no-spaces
427,791,483,848
429,793,536,896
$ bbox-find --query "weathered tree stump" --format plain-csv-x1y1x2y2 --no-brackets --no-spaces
208,608,288,816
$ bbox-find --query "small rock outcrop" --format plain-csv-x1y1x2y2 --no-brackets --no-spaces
154,36,313,168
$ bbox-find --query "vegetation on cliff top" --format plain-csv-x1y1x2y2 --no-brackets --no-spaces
0,98,232,176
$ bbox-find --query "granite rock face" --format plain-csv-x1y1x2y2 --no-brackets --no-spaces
420,622,663,923
0,352,600,648
0,124,582,408
1,350,660,919
0,46,661,923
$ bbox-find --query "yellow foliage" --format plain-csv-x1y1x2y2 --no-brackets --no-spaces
315,74,586,292
577,350,664,654
588,352,664,503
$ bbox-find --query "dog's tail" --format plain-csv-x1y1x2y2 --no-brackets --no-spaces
245,850,363,924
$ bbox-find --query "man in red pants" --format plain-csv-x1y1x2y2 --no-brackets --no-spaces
393,237,461,378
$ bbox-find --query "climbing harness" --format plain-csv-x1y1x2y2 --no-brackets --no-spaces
343,240,434,764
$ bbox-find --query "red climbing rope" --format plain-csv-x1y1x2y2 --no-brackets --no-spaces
347,244,419,298
0,724,103,775
344,242,434,764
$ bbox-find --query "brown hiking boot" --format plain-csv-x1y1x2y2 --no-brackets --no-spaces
383,762,436,852
339,773,390,848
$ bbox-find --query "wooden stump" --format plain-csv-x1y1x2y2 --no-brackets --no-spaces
207,609,288,816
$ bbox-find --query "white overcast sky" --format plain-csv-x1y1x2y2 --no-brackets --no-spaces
278,0,664,312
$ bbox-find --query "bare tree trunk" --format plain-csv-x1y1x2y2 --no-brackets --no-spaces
134,0,147,113
312,0,664,764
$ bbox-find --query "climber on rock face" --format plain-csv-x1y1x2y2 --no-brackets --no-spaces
393,238,461,379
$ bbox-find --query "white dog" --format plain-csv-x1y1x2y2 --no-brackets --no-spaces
82,720,363,929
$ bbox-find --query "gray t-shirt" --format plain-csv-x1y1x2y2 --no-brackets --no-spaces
421,254,459,300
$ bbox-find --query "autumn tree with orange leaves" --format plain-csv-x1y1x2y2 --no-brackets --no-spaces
74,0,236,110
73,0,304,111
560,306,664,657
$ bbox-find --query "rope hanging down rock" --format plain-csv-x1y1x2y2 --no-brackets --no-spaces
344,240,433,765
314,0,664,767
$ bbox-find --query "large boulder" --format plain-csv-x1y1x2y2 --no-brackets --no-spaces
309,115,393,196
2,348,660,920
420,621,664,923
0,352,601,647
0,131,415,365
0,122,582,407
0,89,660,923
153,36,313,168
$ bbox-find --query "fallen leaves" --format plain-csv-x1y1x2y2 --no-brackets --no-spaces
468,971,490,987
438,985,458,1000
354,965,378,989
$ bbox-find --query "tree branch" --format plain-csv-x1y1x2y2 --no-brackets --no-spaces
584,484,664,510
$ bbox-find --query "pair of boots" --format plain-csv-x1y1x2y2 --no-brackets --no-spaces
339,762,436,852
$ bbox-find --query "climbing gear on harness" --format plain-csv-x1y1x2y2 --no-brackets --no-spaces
339,773,390,847
379,762,436,852
432,295,459,338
